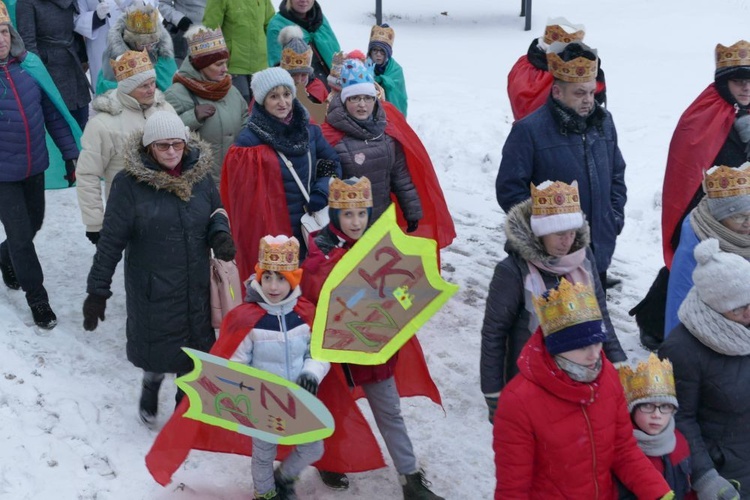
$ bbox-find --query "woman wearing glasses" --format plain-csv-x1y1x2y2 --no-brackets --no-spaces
660,239,750,500
82,111,236,428
664,164,750,337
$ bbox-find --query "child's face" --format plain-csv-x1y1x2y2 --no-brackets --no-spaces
261,271,291,304
370,48,387,65
633,404,672,436
338,208,369,240
558,343,602,369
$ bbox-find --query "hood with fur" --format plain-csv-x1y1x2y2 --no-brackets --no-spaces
106,14,174,60
6,24,26,60
91,88,168,115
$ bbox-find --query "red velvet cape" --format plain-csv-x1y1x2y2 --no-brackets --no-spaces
145,298,388,486
661,84,735,268
321,101,456,250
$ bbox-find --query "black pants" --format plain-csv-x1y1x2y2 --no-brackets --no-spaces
0,173,48,306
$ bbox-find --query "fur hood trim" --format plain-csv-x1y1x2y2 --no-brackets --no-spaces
92,88,168,115
504,198,590,262
122,132,213,202
107,15,174,60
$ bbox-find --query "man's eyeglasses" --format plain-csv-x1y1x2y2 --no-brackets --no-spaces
637,403,676,415
152,141,186,152
347,95,376,104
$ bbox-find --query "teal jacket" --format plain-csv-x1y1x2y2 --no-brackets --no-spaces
376,57,408,117
266,9,339,71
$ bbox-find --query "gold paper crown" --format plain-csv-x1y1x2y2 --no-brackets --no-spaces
110,50,154,82
124,5,159,34
618,354,676,406
716,40,750,69
532,278,601,336
329,177,373,209
531,181,581,216
703,165,750,199
188,27,227,57
370,24,395,48
543,22,585,46
547,44,598,83
258,236,299,272
281,45,313,72
329,51,346,80
0,2,10,24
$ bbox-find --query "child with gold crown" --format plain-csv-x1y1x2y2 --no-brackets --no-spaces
617,355,695,499
493,279,673,499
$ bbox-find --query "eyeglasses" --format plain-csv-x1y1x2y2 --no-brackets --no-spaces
152,141,186,152
637,403,676,415
727,213,750,224
347,95,376,104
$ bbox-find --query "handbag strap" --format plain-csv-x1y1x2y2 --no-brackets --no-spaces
277,150,313,203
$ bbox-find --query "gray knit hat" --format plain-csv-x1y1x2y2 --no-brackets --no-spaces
142,111,188,146
251,67,295,105
692,238,750,313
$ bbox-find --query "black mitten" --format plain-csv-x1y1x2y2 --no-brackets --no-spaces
65,159,77,187
295,372,319,395
210,232,236,261
177,16,192,32
406,220,419,233
86,231,100,245
83,294,107,331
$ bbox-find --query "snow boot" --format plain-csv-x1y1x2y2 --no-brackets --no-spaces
0,261,20,290
30,302,57,329
274,468,298,500
139,372,164,428
318,470,349,490
254,490,279,500
400,469,444,500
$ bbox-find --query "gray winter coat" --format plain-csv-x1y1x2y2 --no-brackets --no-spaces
480,199,626,395
325,96,422,223
159,0,206,27
16,0,91,110
86,134,228,374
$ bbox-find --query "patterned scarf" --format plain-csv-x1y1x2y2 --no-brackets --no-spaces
690,198,750,259
172,72,232,101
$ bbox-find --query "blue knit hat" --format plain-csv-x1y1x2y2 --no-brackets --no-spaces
339,54,377,102
251,67,295,105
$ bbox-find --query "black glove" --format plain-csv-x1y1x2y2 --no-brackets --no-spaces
65,159,77,187
86,231,100,245
83,294,107,331
177,16,192,32
485,395,499,424
296,372,319,395
406,220,419,233
315,159,338,179
210,231,236,261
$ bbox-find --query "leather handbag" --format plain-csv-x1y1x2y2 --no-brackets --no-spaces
209,257,243,329
277,151,329,247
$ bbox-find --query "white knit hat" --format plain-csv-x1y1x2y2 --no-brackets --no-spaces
692,238,750,313
529,180,584,237
251,67,295,105
142,111,189,146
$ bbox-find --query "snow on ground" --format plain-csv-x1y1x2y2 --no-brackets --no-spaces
1,0,748,498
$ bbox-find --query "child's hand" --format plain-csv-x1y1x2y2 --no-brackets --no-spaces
296,372,319,395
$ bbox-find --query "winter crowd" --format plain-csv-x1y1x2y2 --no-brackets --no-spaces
0,0,748,498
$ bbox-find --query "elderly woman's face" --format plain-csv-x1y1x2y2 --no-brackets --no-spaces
149,139,185,170
263,85,294,120
200,59,228,82
541,230,576,257
720,211,750,235
129,78,157,106
721,303,750,327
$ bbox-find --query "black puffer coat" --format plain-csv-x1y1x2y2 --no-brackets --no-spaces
87,135,229,374
325,96,422,224
480,199,625,395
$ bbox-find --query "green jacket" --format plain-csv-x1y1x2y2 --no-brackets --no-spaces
376,57,408,117
164,59,249,184
266,13,339,69
203,0,275,75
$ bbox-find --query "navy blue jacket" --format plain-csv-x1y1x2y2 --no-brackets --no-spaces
496,99,627,272
0,55,78,182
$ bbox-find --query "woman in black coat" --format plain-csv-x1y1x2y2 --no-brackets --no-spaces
82,111,236,427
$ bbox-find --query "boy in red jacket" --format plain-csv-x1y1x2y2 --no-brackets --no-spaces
493,279,673,500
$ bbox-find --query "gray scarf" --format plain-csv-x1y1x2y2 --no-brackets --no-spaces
678,288,750,355
690,199,750,259
634,416,676,457
554,355,602,383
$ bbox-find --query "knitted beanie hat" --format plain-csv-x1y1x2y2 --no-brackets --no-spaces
112,50,156,95
142,111,189,146
251,67,295,105
279,25,313,75
692,238,750,313
703,164,750,221
368,24,394,62
185,25,229,71
339,52,377,102
529,180,584,237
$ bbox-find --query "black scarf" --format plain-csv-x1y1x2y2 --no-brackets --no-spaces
248,99,310,156
549,95,606,135
278,0,324,32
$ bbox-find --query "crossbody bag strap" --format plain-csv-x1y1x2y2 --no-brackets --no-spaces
277,150,310,203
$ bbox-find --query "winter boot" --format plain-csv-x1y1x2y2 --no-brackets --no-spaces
139,372,164,428
318,470,349,490
274,468,298,500
30,302,57,329
0,261,20,290
400,469,444,500
254,489,279,500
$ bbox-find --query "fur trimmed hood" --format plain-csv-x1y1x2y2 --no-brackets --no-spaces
122,132,213,202
92,88,169,115
504,198,590,263
106,14,174,60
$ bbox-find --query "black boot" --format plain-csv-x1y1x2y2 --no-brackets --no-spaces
30,302,57,329
400,469,444,500
274,468,298,500
318,469,349,490
0,261,20,290
139,372,164,428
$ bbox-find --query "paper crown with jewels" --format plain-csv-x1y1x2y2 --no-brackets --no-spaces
716,40,750,70
532,279,606,355
124,4,159,34
703,164,750,199
529,180,584,237
618,353,678,412
369,24,395,49
0,2,10,24
329,177,373,209
546,42,598,83
258,235,299,272
327,51,347,90
543,18,585,46
110,50,154,82
188,27,227,58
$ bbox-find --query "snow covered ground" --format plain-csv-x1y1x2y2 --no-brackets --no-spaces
1,0,748,498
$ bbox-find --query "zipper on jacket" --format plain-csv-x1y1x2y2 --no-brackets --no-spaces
581,387,599,500
277,312,291,380
3,64,34,178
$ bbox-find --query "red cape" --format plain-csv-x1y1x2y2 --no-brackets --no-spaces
145,298,388,486
507,55,553,122
661,84,735,268
321,101,456,250
220,145,293,283
307,78,329,104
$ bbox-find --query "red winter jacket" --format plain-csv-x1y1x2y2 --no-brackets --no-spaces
493,330,671,500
